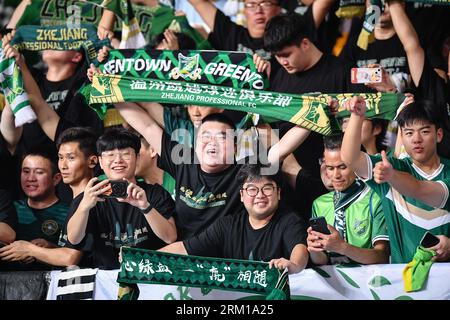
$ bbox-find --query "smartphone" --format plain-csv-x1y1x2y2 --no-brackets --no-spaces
99,180,129,198
351,67,382,84
420,231,440,248
309,216,331,235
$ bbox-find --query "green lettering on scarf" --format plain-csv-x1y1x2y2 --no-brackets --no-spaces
117,247,289,300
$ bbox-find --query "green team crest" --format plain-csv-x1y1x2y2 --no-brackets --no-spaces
171,53,201,81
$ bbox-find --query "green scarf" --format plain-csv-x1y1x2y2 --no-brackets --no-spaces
117,247,290,300
403,246,436,292
10,24,109,64
88,72,404,135
16,0,209,49
356,0,384,50
0,49,35,126
100,49,269,90
335,0,366,19
333,180,366,242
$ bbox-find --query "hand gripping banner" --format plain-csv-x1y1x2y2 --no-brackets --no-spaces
117,247,290,300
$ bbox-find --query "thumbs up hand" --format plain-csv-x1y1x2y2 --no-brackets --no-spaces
373,150,394,184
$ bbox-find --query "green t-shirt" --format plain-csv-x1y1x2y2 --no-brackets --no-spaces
362,153,450,263
312,184,389,264
14,199,69,245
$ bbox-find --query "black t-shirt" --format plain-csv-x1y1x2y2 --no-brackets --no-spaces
184,205,307,261
269,54,356,179
158,132,245,240
341,34,410,92
208,9,272,60
406,3,450,70
19,66,103,157
293,168,328,220
63,182,174,269
0,134,18,196
0,188,17,230
413,57,450,158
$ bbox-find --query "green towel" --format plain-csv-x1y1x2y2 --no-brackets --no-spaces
402,246,436,292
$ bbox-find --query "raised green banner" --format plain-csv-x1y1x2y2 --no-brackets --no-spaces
89,72,404,135
100,49,269,90
10,24,108,63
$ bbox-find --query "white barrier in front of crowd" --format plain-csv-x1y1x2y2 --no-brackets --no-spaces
46,263,450,300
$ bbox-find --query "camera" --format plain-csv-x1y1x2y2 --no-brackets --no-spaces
99,180,129,198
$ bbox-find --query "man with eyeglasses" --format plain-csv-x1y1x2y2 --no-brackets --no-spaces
307,133,389,266
160,163,309,274
187,0,281,60
65,127,177,269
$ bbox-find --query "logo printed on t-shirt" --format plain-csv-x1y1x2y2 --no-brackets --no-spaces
42,219,59,236
179,186,227,209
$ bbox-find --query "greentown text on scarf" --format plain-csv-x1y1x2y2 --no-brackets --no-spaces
89,72,404,136
117,247,289,300
99,49,269,90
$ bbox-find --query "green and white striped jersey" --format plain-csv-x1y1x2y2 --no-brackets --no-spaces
312,183,389,264
363,153,450,263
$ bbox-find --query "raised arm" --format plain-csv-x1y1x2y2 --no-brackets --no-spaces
188,0,217,31
0,102,22,155
3,34,60,141
373,150,449,208
267,126,311,164
6,0,30,29
114,102,163,156
341,97,371,178
312,0,336,29
388,0,424,86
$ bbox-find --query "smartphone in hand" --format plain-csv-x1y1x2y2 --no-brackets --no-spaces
351,67,382,84
309,216,331,235
99,180,129,198
420,231,440,248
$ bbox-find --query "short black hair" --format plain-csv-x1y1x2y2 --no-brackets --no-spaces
56,127,98,158
96,127,141,155
22,149,59,176
201,113,236,130
371,119,389,152
323,132,344,151
397,100,442,129
237,163,282,188
263,12,316,53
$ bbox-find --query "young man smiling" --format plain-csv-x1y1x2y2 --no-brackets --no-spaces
66,128,177,269
342,97,450,263
160,163,309,274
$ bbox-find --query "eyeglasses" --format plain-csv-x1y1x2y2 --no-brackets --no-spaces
242,184,277,197
101,150,134,162
200,132,230,144
244,1,277,11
